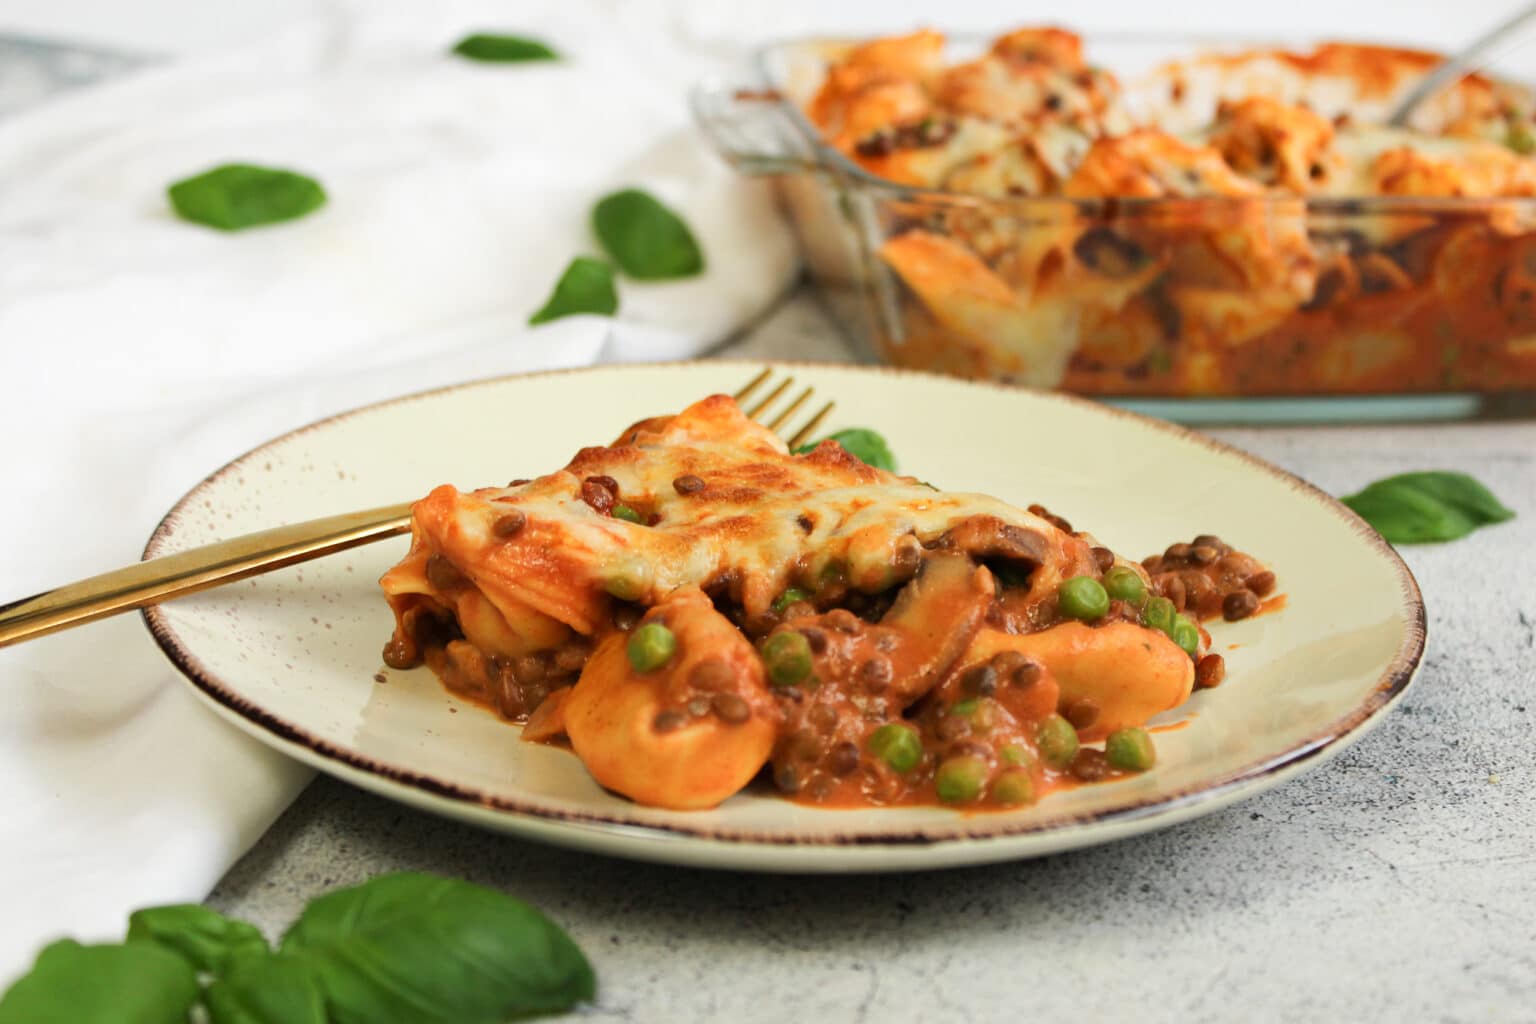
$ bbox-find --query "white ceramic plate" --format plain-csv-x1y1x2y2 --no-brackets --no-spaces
143,362,1424,872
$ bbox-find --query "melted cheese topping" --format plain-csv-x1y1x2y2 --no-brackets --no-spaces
381,395,1083,644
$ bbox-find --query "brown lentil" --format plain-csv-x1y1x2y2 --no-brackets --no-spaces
672,474,705,495
1223,590,1261,621
1064,698,1101,731
936,714,971,742
808,703,839,734
712,693,751,723
381,636,418,670
946,739,992,761
829,742,860,776
652,710,686,733
507,478,532,487
826,609,862,633
580,475,617,515
1091,546,1116,573
425,554,464,590
1161,573,1188,611
773,763,802,793
1192,534,1227,552
799,626,829,654
1190,545,1219,565
1196,653,1227,689
892,535,924,580
1028,503,1074,534
989,650,1026,675
1011,659,1044,688
961,663,998,697
689,657,735,692
859,656,893,689
1246,570,1277,597
491,510,527,538
1182,572,1219,615
1164,542,1192,562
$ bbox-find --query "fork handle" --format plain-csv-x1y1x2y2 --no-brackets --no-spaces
0,502,414,649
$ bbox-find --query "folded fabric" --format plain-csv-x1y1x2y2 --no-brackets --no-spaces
0,0,795,981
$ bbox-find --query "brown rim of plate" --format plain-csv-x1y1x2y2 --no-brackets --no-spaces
141,359,1427,847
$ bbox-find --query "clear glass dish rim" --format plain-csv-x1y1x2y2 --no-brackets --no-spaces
751,31,1536,215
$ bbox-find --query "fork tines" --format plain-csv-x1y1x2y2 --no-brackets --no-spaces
733,369,834,450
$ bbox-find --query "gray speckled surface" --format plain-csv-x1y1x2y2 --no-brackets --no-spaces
9,35,1534,1023
207,297,1536,1023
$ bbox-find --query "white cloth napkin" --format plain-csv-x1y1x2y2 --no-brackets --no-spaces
0,0,795,980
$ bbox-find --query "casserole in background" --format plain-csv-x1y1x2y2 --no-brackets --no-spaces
694,31,1536,420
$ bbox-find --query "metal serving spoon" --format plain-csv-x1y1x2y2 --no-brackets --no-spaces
1388,3,1536,127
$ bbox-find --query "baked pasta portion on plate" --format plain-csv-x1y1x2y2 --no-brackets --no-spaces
380,396,1277,811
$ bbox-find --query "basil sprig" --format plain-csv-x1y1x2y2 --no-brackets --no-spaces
167,164,326,232
0,940,199,1024
1342,471,1515,544
796,428,897,472
0,873,595,1024
591,189,704,280
452,34,559,63
529,256,619,325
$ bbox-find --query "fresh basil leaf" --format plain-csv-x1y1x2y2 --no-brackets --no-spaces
126,903,270,974
795,428,897,472
452,34,559,63
167,164,326,232
591,189,704,280
0,939,199,1024
529,256,619,325
280,872,595,1023
1342,470,1515,544
205,953,326,1024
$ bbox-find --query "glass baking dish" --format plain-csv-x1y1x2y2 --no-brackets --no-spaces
693,34,1536,422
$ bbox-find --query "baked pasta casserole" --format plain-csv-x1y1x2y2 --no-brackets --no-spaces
769,28,1536,395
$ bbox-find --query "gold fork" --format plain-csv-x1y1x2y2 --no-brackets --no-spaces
0,370,833,649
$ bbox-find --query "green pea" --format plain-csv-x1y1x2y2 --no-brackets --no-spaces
772,587,810,614
1509,122,1536,155
1057,575,1109,621
1037,713,1080,769
762,631,813,687
604,555,652,601
935,755,989,804
949,698,980,717
626,622,676,672
1141,595,1176,635
1172,615,1201,658
867,723,922,773
991,768,1037,806
1102,565,1147,605
612,503,643,524
1105,727,1157,772
1000,744,1035,768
